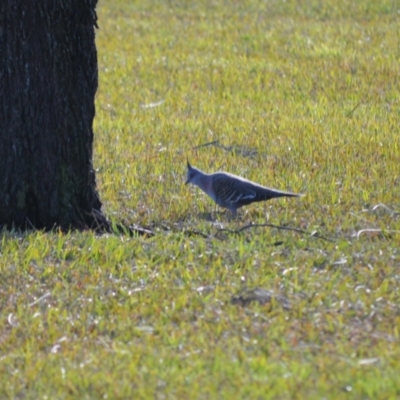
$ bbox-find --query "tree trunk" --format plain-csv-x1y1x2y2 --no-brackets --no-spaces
0,0,109,231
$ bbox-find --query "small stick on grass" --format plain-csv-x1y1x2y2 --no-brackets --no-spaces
346,101,362,117
192,140,220,150
356,229,400,239
371,203,399,217
214,223,334,242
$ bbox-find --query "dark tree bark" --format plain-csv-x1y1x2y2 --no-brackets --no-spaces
0,0,109,231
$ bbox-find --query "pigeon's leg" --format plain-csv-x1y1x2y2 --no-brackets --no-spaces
228,208,238,220
212,202,218,221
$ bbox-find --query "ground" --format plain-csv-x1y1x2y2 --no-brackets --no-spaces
0,0,399,398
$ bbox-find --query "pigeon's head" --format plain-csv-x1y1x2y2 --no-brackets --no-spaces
185,161,202,186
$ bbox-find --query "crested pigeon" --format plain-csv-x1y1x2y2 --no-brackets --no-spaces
185,161,301,216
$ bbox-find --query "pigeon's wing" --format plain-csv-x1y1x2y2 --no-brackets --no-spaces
211,174,257,209
212,173,301,209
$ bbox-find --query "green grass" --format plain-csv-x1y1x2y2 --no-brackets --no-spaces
1,0,400,398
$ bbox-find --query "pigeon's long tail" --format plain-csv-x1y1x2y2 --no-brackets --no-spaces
257,188,301,202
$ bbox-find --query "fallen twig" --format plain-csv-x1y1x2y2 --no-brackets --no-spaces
183,229,211,239
140,99,165,109
371,203,399,216
214,223,334,242
192,140,220,150
346,101,362,117
191,139,258,158
111,223,154,237
356,229,400,239
29,292,51,307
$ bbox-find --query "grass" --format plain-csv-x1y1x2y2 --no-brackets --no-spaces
1,0,400,398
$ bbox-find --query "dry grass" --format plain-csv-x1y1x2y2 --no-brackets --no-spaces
0,0,399,398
